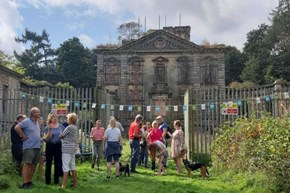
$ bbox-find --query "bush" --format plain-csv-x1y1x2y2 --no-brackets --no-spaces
211,113,290,192
0,150,18,176
0,175,10,189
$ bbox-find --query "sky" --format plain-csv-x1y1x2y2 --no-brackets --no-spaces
0,0,278,55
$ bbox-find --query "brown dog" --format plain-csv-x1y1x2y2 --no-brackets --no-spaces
183,159,209,178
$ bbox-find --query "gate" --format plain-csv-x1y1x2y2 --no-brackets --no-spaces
184,80,290,162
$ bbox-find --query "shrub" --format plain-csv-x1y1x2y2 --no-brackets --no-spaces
211,113,290,192
0,175,10,189
0,150,18,176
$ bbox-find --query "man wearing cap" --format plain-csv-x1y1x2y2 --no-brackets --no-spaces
128,114,143,173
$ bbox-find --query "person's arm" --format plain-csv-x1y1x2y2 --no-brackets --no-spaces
90,127,94,138
59,126,70,139
133,125,142,138
43,126,52,142
156,145,165,157
15,124,27,141
161,128,168,138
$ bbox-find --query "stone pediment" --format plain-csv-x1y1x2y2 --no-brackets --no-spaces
117,30,200,52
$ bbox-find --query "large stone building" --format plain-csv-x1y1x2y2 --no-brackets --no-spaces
94,26,225,125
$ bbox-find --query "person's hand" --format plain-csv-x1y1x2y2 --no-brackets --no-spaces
22,135,28,141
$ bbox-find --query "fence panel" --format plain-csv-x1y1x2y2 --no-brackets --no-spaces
185,81,290,162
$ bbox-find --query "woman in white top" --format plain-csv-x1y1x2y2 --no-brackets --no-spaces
104,118,122,179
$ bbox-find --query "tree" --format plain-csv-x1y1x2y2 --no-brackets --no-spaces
14,28,56,80
0,50,25,74
117,22,143,43
56,37,96,87
241,24,271,84
224,46,245,85
264,0,290,82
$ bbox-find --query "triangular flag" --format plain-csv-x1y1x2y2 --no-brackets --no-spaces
237,100,242,106
174,106,178,111
39,96,44,103
101,104,105,109
156,106,160,112
119,105,124,111
92,103,96,108
210,103,215,110
256,97,261,104
201,104,206,110
128,105,132,112
192,105,196,111
110,105,114,111
183,105,187,112
137,106,142,111
265,96,271,102
82,102,87,108
66,100,70,106
146,106,151,112
47,98,52,105
74,102,79,108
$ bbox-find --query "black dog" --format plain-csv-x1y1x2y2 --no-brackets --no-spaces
183,159,209,178
119,162,130,177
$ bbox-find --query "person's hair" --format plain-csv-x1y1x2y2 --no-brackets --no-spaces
142,125,147,131
47,113,58,124
30,107,40,116
152,120,158,127
67,113,78,125
109,117,117,128
148,143,158,161
135,114,143,122
16,114,26,121
174,120,181,127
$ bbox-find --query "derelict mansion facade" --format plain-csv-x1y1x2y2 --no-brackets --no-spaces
94,26,225,123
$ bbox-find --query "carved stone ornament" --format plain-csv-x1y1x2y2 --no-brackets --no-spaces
154,38,166,49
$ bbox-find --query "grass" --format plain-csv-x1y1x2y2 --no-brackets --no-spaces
0,142,257,193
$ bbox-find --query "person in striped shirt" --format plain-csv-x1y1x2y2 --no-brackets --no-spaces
59,113,78,189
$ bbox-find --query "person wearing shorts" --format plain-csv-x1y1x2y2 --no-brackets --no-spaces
59,113,78,189
15,107,41,189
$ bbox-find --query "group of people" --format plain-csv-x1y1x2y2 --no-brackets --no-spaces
11,107,79,189
90,114,187,178
129,114,186,175
11,107,186,188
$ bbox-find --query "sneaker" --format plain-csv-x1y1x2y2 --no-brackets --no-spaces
91,163,95,169
20,183,30,189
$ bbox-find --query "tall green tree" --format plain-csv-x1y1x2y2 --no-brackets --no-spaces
264,0,290,82
56,37,96,87
241,24,271,84
14,28,56,80
224,46,245,85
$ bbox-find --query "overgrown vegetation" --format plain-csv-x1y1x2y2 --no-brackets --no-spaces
211,113,290,192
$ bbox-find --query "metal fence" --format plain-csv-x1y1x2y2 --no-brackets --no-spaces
0,87,113,148
184,80,290,162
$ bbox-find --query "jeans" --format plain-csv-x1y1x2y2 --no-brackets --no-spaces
138,144,148,167
130,139,140,171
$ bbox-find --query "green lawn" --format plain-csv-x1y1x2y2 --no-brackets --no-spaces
1,142,244,193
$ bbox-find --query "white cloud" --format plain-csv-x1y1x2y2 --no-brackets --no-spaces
0,0,24,55
79,34,97,48
2,0,279,54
